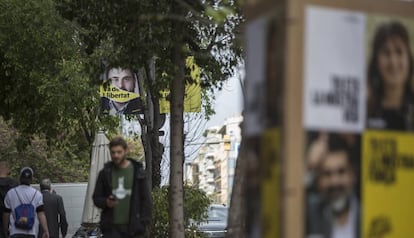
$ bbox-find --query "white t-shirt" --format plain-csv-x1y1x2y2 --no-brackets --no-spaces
4,185,43,236
332,199,357,238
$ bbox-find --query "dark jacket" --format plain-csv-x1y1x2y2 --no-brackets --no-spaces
38,190,68,238
92,159,152,236
306,195,360,238
0,177,18,228
101,97,143,115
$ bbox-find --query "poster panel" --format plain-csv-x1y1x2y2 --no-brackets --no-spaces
100,68,143,115
261,128,281,238
305,131,361,238
304,5,414,238
244,16,268,136
303,6,366,132
365,14,414,131
363,131,414,238
159,56,202,113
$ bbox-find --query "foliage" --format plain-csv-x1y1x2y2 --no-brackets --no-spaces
0,118,90,183
0,0,122,182
56,0,244,110
126,136,145,162
0,0,118,147
56,1,243,235
149,185,210,238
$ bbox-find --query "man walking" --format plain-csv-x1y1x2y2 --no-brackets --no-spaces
3,167,49,238
93,137,152,238
38,179,68,238
0,162,18,238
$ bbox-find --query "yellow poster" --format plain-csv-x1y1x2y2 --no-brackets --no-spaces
261,128,280,238
159,56,201,113
100,84,140,103
363,131,414,238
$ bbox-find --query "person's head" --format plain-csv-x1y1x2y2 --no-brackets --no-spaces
0,161,10,177
40,178,52,191
108,68,136,92
20,167,34,185
317,135,355,215
368,21,413,106
109,137,129,167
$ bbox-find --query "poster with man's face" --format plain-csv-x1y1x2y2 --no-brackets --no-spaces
305,131,361,238
304,5,414,238
100,68,143,116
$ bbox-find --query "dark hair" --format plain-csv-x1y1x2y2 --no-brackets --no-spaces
368,21,414,116
20,177,32,186
109,137,128,150
40,178,52,191
19,167,33,185
325,134,352,165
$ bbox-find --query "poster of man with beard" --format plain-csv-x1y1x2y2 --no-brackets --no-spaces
100,67,143,116
305,133,361,238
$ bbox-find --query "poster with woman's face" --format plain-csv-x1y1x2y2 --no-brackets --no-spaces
366,16,414,131
304,5,414,238
363,14,414,238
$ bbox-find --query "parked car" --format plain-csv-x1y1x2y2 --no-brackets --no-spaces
197,204,228,238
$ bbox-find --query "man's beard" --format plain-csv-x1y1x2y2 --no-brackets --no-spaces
115,156,127,167
330,194,351,216
324,186,352,216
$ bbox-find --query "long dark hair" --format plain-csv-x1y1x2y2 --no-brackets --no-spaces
367,21,414,116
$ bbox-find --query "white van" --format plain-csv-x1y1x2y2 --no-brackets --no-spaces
33,183,88,236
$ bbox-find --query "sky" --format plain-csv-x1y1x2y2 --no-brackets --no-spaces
205,76,244,128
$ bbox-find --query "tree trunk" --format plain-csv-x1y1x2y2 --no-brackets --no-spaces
138,68,153,189
226,138,248,238
147,58,162,189
151,98,162,189
168,47,186,238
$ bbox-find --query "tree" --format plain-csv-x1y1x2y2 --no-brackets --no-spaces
0,118,90,183
0,0,119,150
150,185,210,237
56,1,243,237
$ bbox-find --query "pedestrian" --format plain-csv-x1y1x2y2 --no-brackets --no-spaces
38,179,67,238
93,137,152,238
0,162,18,238
3,167,49,238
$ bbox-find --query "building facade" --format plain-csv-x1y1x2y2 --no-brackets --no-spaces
188,115,242,205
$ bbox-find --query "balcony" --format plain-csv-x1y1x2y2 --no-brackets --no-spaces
207,164,216,171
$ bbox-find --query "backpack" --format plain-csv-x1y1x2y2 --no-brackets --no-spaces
13,189,37,230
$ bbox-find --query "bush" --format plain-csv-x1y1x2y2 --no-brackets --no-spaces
149,185,210,238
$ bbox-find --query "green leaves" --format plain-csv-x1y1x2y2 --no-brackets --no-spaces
0,118,90,183
150,185,210,237
0,0,119,148
205,6,235,23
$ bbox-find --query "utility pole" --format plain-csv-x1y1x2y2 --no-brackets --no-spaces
137,68,153,189
147,57,164,189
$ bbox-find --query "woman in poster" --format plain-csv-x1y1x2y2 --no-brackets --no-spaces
367,21,414,131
